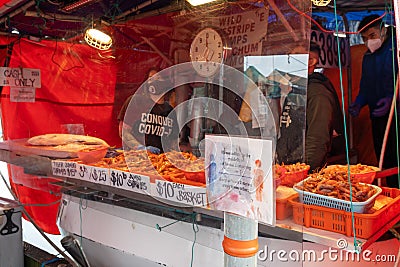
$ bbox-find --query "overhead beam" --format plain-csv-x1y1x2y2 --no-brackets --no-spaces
131,27,173,65
115,0,185,23
130,11,200,49
0,1,35,25
0,0,27,14
312,4,387,12
114,0,159,20
24,10,85,22
61,0,99,12
266,0,299,42
123,23,172,32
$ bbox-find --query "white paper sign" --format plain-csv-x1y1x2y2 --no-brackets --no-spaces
52,160,79,178
205,135,274,225
77,164,110,185
109,169,150,194
0,67,41,88
151,180,207,207
10,87,35,102
211,7,269,68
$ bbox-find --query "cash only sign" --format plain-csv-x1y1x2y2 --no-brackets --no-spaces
0,67,41,102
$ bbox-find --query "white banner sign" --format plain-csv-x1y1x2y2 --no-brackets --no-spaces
52,160,79,179
205,135,274,225
0,67,41,88
310,30,350,68
110,169,150,194
152,180,207,207
77,164,110,186
211,7,269,68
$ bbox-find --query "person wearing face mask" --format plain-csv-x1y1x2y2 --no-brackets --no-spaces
276,42,344,170
348,14,399,188
118,67,179,154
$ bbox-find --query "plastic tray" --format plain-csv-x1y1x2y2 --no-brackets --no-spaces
289,187,400,239
276,164,310,187
323,164,379,184
293,177,382,213
351,172,376,184
276,196,295,220
276,186,298,220
184,170,206,184
281,168,310,187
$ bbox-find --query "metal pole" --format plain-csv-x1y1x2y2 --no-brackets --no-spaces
223,212,258,267
342,14,354,151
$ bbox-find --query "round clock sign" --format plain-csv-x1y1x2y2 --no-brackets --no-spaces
190,27,225,77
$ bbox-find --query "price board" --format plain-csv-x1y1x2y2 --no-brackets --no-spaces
310,30,350,68
151,180,207,207
52,161,207,203
109,169,150,194
76,164,110,186
51,160,79,179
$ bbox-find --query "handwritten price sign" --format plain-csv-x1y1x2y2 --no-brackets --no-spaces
77,164,109,185
152,180,207,207
109,169,150,194
52,160,79,178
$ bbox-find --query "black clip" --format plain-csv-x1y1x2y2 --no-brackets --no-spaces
0,209,19,236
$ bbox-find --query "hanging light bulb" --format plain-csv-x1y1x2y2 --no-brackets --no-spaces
312,0,331,7
84,28,112,50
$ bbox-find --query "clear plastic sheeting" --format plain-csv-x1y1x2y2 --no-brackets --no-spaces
2,1,397,266
0,0,312,236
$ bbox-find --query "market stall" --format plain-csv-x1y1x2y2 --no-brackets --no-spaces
0,139,399,266
0,0,398,266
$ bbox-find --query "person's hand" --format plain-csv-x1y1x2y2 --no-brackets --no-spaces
137,145,161,154
348,102,361,117
372,97,392,117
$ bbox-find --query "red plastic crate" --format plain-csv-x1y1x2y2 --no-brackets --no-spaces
288,187,400,239
280,167,310,187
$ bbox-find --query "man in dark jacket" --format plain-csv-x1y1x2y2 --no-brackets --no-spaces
306,42,344,171
349,15,399,188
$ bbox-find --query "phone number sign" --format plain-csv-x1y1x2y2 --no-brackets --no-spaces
311,30,350,68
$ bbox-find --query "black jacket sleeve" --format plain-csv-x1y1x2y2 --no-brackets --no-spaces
306,82,335,171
